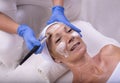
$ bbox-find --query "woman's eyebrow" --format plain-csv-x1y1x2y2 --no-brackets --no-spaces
47,33,52,41
64,25,68,31
51,25,66,39
54,26,67,38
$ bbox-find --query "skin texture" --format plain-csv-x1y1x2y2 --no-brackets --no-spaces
46,22,120,83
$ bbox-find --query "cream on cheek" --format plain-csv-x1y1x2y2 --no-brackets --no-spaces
55,31,79,58
55,42,69,58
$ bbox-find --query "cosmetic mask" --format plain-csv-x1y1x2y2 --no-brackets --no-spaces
56,42,69,58
55,31,79,57
48,24,61,33
71,31,79,37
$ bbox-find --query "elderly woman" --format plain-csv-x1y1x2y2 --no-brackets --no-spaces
42,22,120,83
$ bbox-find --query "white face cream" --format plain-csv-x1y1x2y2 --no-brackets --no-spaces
49,24,60,33
55,42,69,58
71,31,79,37
55,31,79,58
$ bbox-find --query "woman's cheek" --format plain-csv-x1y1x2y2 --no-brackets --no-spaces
55,42,69,58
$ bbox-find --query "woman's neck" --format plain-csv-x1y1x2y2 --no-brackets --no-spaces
68,53,93,69
67,53,104,82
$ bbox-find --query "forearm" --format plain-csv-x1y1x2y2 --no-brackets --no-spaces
0,12,19,34
52,0,64,6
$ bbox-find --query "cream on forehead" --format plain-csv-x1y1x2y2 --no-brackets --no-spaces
48,24,61,33
55,42,69,58
71,31,79,37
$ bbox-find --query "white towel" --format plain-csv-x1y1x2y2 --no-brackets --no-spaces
38,22,69,82
107,62,120,83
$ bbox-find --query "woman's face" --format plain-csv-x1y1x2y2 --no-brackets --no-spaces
46,23,86,62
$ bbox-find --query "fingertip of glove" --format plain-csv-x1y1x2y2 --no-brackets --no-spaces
79,33,82,37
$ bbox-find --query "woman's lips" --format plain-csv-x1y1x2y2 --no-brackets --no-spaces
70,42,80,51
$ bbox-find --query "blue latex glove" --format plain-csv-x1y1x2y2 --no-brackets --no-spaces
17,24,44,54
47,6,81,34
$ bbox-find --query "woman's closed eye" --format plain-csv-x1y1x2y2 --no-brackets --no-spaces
67,29,73,33
55,37,61,43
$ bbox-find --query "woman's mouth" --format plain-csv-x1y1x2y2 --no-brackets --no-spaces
70,42,80,51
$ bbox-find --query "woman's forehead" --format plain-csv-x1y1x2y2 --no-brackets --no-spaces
46,23,67,35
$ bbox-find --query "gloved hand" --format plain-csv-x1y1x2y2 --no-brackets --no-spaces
17,24,44,54
47,6,81,34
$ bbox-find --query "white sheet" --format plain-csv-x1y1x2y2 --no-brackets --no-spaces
107,62,120,83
